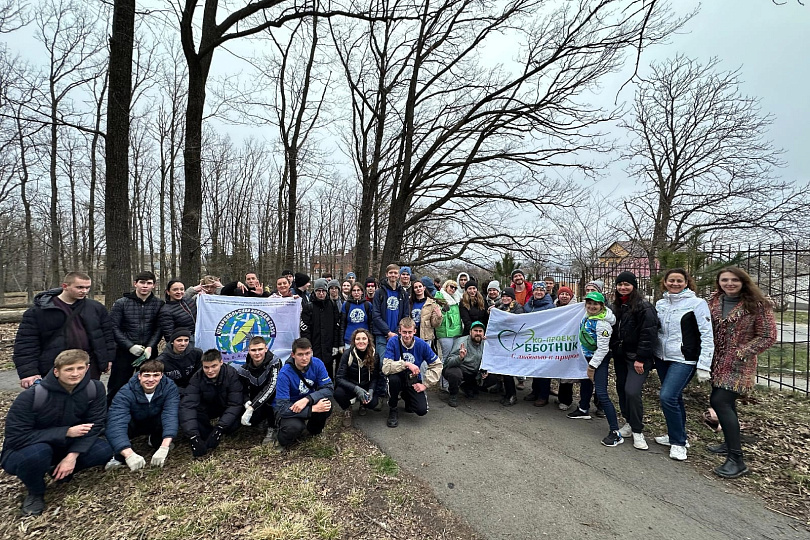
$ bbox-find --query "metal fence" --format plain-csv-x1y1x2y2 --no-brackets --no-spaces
547,243,810,395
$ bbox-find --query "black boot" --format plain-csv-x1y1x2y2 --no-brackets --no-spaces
714,450,749,479
707,442,728,454
386,407,399,428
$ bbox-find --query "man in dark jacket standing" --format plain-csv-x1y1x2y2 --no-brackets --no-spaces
157,329,203,392
13,271,115,388
105,359,180,471
107,271,165,405
273,338,334,452
372,264,410,360
236,336,282,445
179,349,244,457
220,271,271,297
300,278,342,379
1,349,112,516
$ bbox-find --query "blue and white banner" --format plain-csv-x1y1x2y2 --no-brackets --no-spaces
195,295,301,365
482,302,588,378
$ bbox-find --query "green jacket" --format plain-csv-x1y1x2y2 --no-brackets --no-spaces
435,291,462,338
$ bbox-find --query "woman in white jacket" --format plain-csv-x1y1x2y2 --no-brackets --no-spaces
654,268,714,461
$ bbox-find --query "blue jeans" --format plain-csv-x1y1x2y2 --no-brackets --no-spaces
375,336,392,360
3,439,113,495
593,360,619,432
656,359,696,447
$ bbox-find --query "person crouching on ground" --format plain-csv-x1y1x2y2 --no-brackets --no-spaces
382,317,442,428
273,338,334,452
443,321,496,407
236,336,282,445
335,328,385,427
1,349,112,516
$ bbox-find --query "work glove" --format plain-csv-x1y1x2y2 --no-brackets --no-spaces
696,369,711,383
129,344,145,356
354,386,370,403
125,452,146,471
206,426,224,450
332,347,339,356
144,347,152,358
131,352,149,368
190,436,207,458
151,446,170,467
241,401,254,426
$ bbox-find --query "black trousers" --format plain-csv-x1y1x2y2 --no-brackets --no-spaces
185,405,240,440
334,383,380,411
107,347,157,405
710,386,742,453
387,371,428,415
277,411,331,447
614,355,651,433
443,366,496,395
112,417,164,462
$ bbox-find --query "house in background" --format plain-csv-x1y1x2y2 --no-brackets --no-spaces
599,240,658,278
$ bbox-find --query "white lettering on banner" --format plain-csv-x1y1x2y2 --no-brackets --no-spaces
195,295,302,365
482,303,589,378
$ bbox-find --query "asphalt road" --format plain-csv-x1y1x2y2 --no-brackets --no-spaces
355,387,808,540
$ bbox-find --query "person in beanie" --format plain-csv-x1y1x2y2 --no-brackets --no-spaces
523,281,555,406
292,273,312,304
236,336,282,445
496,288,525,406
577,292,620,446
610,271,659,450
585,280,604,295
364,277,378,303
459,278,488,335
510,270,532,306
156,329,203,392
420,276,437,298
301,278,342,380
346,272,357,285
327,279,344,312
556,286,574,307
485,280,502,311
400,266,413,291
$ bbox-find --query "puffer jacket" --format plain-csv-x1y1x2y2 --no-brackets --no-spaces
435,290,463,338
110,292,165,350
12,288,115,378
106,374,180,453
235,351,282,410
523,294,555,313
335,347,386,396
609,296,658,362
158,293,198,344
419,297,444,342
179,363,244,436
580,307,617,369
459,296,489,335
156,345,203,390
655,289,714,370
300,297,342,361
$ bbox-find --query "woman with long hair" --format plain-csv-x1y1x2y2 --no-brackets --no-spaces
653,268,714,461
610,271,659,450
340,283,372,347
434,279,463,359
459,278,488,335
410,280,429,335
334,328,383,427
704,267,776,478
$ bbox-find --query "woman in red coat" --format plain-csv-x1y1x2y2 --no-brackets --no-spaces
704,267,776,479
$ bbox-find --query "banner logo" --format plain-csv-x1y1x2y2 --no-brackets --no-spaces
215,308,277,353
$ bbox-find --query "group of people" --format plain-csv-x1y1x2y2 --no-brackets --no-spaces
2,264,777,517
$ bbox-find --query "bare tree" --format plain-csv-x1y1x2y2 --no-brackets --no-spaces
621,55,810,275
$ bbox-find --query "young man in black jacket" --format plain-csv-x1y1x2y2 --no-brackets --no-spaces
220,271,270,297
236,336,282,445
179,349,244,457
156,329,203,392
300,278,342,380
107,271,165,404
1,350,112,516
13,271,115,387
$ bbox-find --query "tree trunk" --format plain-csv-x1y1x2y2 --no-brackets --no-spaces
104,0,135,307
48,102,60,286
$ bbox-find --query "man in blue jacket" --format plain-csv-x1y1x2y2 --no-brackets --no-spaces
273,338,334,452
1,349,112,516
105,359,180,471
371,264,410,359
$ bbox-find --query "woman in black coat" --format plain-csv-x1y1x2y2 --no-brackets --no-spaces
609,271,659,451
334,328,384,427
158,279,198,346
459,278,489,336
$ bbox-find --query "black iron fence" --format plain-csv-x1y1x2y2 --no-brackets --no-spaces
545,243,810,395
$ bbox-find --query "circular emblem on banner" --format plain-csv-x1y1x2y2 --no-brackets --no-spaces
215,308,277,353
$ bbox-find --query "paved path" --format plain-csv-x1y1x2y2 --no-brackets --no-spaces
355,389,807,540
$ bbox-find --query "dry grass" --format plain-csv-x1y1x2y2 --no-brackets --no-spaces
0,392,480,540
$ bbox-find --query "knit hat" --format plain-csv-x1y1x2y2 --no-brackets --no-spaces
532,281,546,291
585,291,606,304
313,278,328,291
169,329,191,343
465,278,478,290
327,279,340,290
585,279,604,293
511,269,525,279
615,271,638,289
365,277,377,287
294,272,310,288
470,320,486,331
501,287,516,300
282,269,293,277
400,266,411,275
557,286,574,297
346,272,356,279
487,280,501,293
420,276,437,296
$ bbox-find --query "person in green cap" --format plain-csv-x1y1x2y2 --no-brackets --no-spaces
578,292,620,447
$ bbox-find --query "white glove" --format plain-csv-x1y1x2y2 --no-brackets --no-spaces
144,347,152,358
125,452,146,471
332,347,339,356
696,368,711,383
129,345,145,356
241,402,254,426
339,346,345,354
151,446,170,467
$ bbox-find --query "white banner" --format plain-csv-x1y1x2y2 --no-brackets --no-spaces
195,295,301,365
482,302,588,378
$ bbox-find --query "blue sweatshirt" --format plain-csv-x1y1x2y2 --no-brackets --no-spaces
383,336,439,383
273,357,334,419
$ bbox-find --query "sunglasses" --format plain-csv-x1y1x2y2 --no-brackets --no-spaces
448,285,458,290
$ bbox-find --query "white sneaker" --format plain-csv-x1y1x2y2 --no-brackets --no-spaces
654,435,690,448
632,432,648,450
669,445,688,461
618,423,632,438
104,457,123,471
